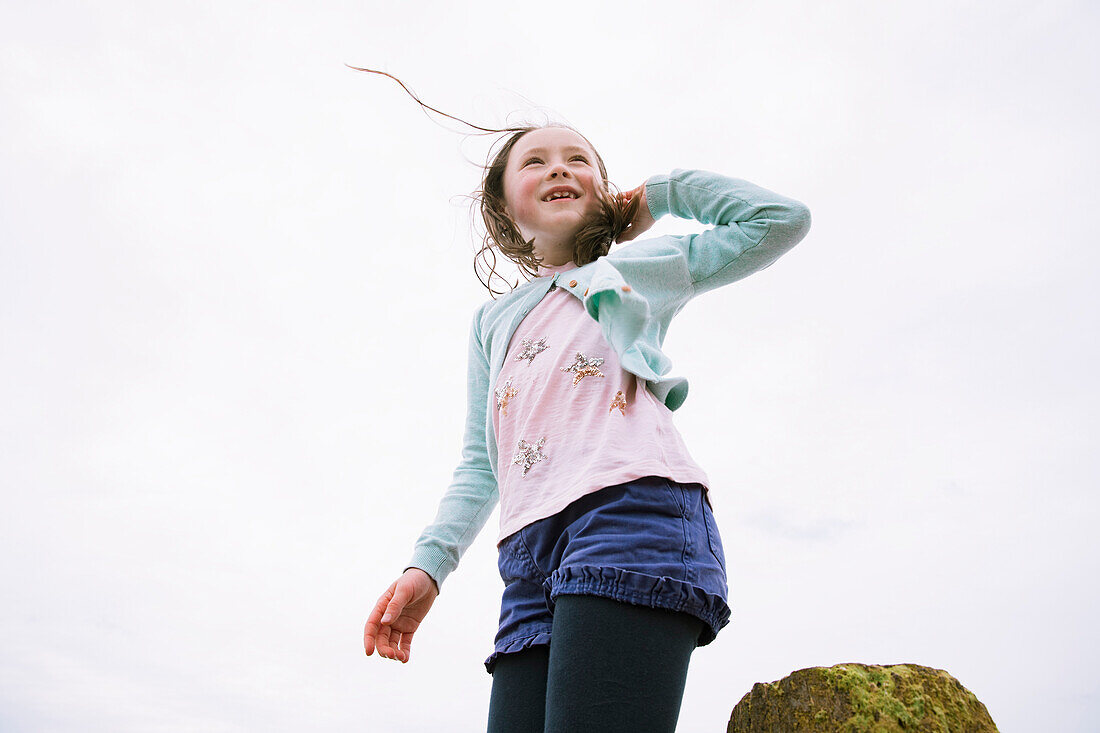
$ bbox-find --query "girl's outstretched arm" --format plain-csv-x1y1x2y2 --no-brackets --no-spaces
363,303,498,665
402,302,499,588
363,567,439,663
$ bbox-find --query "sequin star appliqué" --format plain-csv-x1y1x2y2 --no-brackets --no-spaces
560,351,605,387
609,390,627,415
495,377,518,416
512,437,548,477
515,336,549,365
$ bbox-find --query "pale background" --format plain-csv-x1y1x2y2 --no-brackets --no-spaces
2,1,1097,731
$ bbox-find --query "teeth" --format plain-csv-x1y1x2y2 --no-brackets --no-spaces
544,191,577,201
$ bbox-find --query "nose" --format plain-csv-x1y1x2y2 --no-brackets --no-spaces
548,163,571,179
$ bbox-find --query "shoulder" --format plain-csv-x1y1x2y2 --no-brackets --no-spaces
470,277,543,337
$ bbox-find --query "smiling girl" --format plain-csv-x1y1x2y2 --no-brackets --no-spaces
359,69,811,733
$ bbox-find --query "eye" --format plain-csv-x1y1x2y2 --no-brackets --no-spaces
523,157,543,166
571,155,589,163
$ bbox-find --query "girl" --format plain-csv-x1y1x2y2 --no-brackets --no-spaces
360,72,812,733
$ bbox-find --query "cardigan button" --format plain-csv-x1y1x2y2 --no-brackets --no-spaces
569,279,578,288
621,285,632,292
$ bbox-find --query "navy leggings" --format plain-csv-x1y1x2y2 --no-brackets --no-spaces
486,594,704,733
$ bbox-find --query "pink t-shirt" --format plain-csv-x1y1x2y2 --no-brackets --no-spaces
491,260,711,543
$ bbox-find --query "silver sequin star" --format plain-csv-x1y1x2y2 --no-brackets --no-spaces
515,336,549,365
512,437,548,477
560,351,605,387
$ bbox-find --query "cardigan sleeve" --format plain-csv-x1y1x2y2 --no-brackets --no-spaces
643,169,812,297
404,302,499,592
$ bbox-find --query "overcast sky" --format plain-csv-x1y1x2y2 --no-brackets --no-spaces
2,1,1097,731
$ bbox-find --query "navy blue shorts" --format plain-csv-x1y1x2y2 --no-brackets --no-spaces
484,475,731,675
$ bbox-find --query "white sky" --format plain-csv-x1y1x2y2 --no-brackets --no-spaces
1,1,1097,731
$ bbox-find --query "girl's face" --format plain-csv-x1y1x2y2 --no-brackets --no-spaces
502,127,605,262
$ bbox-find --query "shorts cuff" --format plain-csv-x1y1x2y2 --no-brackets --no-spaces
542,564,731,646
483,627,552,675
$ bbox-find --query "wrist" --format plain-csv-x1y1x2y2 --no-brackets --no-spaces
643,174,671,220
405,566,440,594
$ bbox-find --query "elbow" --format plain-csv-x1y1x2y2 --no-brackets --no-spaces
774,200,812,246
790,201,812,241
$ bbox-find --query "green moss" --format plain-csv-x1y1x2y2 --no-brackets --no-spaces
829,665,944,731
729,663,997,733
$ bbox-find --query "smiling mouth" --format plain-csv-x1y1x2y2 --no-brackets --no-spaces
542,191,581,202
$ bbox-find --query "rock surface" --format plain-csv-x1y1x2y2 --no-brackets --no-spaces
728,663,998,732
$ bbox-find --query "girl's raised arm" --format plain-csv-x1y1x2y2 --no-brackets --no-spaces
637,169,812,296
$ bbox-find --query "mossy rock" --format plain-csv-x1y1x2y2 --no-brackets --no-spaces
728,663,998,732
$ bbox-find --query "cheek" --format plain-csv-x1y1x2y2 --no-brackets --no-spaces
508,195,540,225
506,178,542,222
581,169,604,195
584,178,607,215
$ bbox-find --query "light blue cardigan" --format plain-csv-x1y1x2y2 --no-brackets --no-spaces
406,169,812,591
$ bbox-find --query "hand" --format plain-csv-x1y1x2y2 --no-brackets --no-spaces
364,567,440,664
616,183,656,243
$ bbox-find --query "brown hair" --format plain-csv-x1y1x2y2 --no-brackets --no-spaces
347,66,641,297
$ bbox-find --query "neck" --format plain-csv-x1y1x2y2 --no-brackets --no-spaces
539,255,572,267
534,242,574,269
536,256,577,276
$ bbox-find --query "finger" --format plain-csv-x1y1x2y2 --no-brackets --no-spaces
398,631,414,663
367,585,395,626
393,630,407,662
375,623,396,660
363,587,396,653
364,621,377,655
386,630,405,662
381,582,411,626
